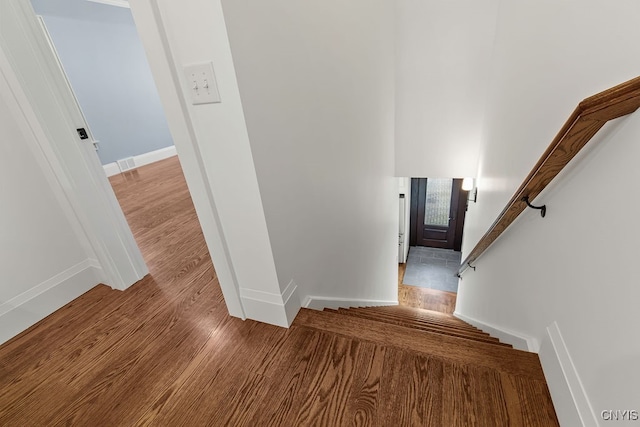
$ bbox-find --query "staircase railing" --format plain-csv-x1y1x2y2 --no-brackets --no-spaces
458,76,640,277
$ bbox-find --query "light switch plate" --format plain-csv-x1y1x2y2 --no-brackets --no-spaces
183,62,221,105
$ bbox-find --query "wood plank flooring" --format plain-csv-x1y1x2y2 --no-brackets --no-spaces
0,156,558,426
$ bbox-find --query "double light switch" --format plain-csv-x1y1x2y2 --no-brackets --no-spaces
184,62,221,105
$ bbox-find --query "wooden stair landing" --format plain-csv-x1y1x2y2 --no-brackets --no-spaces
286,305,559,425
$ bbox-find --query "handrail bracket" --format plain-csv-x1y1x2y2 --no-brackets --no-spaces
521,196,546,218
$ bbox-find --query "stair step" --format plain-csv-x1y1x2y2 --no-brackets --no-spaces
352,306,481,333
336,307,502,343
329,308,511,347
350,307,478,330
367,304,471,323
333,307,493,338
295,309,544,379
365,305,477,326
331,308,486,336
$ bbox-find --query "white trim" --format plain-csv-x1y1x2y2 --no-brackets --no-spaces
86,0,130,9
129,0,245,318
0,260,101,345
134,145,176,167
539,321,598,427
103,162,122,177
239,280,300,327
0,2,147,291
103,145,177,177
453,311,537,352
240,288,285,305
303,296,398,311
282,281,301,327
281,280,297,303
0,259,99,317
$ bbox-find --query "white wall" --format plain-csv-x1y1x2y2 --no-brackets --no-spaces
221,0,398,306
0,0,149,343
394,0,499,178
31,0,175,165
0,54,99,344
0,95,84,300
456,1,640,424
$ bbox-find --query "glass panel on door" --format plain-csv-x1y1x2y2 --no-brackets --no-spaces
423,178,453,227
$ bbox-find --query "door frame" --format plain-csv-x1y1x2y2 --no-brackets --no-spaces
0,2,148,291
0,2,249,317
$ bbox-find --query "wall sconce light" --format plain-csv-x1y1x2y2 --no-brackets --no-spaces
462,177,477,203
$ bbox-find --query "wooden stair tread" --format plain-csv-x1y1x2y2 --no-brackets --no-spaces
295,309,543,379
332,307,489,337
355,308,480,331
329,309,511,348
368,305,470,324
352,307,480,333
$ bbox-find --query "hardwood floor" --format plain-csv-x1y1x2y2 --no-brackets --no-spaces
398,262,458,314
0,156,558,426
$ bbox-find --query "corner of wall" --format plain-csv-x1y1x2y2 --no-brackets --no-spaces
453,311,538,352
102,145,177,177
0,259,102,345
239,279,301,328
538,321,598,427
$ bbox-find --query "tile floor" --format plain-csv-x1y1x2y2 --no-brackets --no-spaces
402,246,462,293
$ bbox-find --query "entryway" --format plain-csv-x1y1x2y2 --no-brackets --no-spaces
400,177,468,300
403,246,461,292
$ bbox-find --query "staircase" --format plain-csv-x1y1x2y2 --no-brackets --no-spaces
293,305,560,426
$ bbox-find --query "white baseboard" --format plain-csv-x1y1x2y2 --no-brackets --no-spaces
0,259,102,345
239,280,301,328
103,162,121,177
302,296,398,311
102,145,177,177
453,311,537,352
539,321,597,427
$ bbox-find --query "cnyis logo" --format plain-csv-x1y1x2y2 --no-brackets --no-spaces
601,410,639,421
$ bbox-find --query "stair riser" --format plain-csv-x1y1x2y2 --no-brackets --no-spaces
366,306,473,323
350,309,482,333
362,308,478,330
338,308,486,335
334,310,509,347
369,305,469,322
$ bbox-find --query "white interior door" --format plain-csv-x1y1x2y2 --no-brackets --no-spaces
36,15,100,152
0,1,147,290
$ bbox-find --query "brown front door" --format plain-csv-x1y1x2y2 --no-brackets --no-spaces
410,178,466,250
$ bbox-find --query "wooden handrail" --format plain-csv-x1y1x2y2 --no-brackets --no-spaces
458,76,640,276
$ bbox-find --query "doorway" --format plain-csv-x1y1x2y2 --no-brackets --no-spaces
31,1,176,175
400,177,468,299
409,178,467,251
28,1,221,296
